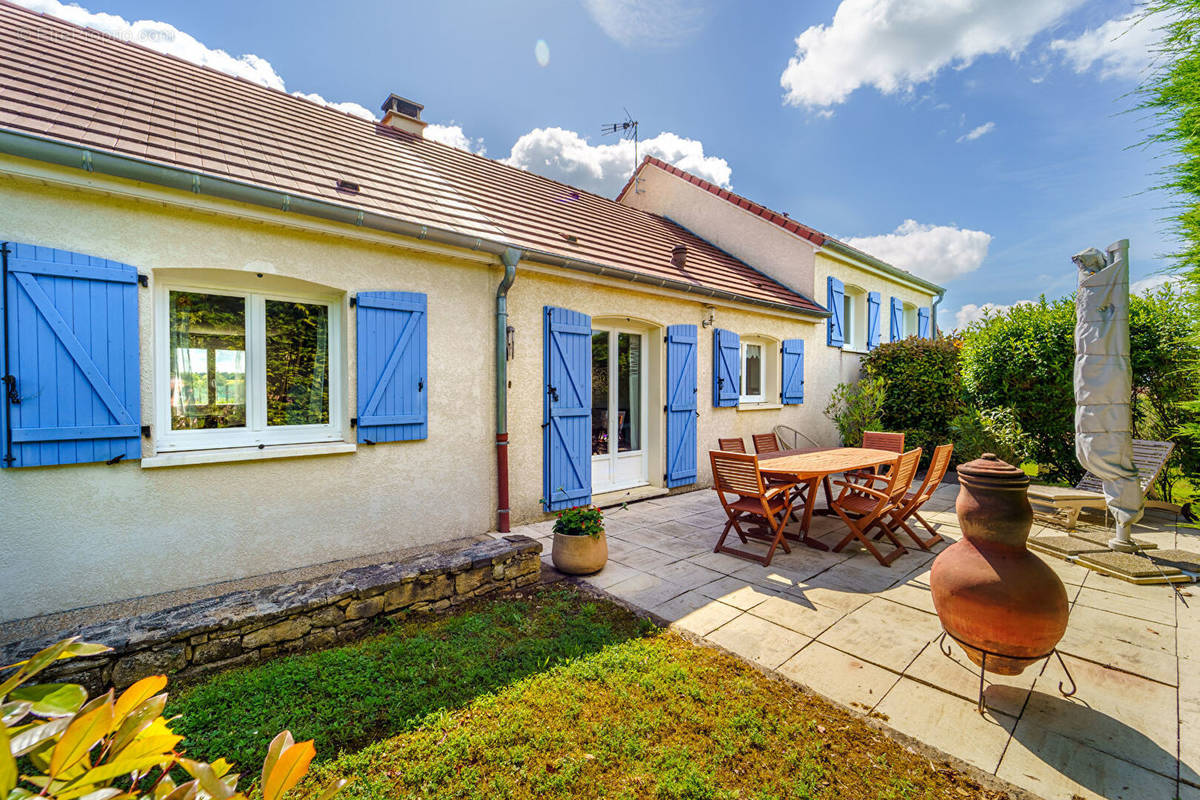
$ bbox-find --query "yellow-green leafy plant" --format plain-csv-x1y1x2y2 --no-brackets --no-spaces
1,637,347,800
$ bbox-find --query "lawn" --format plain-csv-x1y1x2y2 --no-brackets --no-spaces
170,585,1010,800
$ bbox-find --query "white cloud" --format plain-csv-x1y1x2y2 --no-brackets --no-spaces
1131,274,1183,295
952,300,1033,330
582,0,709,49
844,220,992,284
503,128,731,197
290,92,375,121
425,124,487,155
956,121,995,143
1050,14,1161,81
780,0,1086,109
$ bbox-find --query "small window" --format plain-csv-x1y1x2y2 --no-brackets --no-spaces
740,341,765,403
843,285,867,350
157,282,343,451
903,302,919,338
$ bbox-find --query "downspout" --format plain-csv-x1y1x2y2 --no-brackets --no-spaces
496,247,521,532
931,288,946,338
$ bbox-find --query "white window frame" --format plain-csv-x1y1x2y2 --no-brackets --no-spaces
739,340,766,404
903,302,919,339
154,280,345,452
843,285,867,351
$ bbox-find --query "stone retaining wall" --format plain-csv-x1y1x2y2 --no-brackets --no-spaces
2,536,541,692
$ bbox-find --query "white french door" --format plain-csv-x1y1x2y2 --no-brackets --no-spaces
590,327,648,494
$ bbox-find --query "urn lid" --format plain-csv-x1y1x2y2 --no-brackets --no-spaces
955,453,1029,490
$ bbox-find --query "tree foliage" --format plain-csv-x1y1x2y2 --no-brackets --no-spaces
1,637,346,800
861,337,965,463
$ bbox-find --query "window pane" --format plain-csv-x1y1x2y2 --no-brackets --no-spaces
591,331,609,455
744,344,762,397
170,292,247,430
266,300,330,426
617,333,641,452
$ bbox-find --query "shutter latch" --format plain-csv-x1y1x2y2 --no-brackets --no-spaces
418,379,424,392
2,375,18,405
547,385,559,402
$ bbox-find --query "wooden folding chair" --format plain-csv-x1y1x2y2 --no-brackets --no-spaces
830,448,922,566
718,437,747,453
875,443,953,550
710,450,796,566
752,432,781,455
849,431,906,482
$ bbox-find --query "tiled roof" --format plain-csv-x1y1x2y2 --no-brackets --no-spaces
0,2,824,315
617,156,829,246
619,157,944,293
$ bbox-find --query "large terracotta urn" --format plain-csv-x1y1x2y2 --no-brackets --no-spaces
930,454,1069,675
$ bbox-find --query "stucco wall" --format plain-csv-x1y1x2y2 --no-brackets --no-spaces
619,167,818,299
0,171,499,621
504,269,837,525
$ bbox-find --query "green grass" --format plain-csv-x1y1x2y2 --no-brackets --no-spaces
171,585,1009,800
168,586,653,770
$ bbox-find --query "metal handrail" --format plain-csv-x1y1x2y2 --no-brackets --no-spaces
773,424,821,450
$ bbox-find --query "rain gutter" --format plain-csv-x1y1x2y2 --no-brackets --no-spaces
931,288,947,338
821,239,944,295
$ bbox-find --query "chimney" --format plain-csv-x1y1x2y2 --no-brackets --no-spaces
380,94,427,137
671,244,688,268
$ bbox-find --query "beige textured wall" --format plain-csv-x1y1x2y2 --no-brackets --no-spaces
619,167,818,299
505,269,834,525
0,172,499,621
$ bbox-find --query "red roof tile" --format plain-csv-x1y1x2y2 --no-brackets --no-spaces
617,156,829,247
0,2,824,315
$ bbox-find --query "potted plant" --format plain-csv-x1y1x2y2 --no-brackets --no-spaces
550,504,608,574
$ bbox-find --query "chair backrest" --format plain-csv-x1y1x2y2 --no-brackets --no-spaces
912,443,954,501
752,433,781,455
718,437,747,454
863,431,905,453
710,450,765,497
1075,439,1175,495
886,448,924,503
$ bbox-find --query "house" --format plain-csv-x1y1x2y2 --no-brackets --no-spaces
0,2,941,622
618,156,946,390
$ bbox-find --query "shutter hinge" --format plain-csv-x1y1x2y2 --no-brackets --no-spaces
349,295,357,307
138,273,149,288
141,425,151,438
106,453,125,465
363,438,376,445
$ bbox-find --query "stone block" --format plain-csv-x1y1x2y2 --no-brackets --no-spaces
112,644,186,687
242,618,312,650
383,582,416,611
455,568,489,595
413,574,451,603
309,604,344,627
305,628,338,650
193,637,242,664
344,596,384,621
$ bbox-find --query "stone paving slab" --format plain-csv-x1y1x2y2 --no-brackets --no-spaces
511,481,1199,800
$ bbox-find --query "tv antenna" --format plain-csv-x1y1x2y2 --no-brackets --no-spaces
602,109,640,172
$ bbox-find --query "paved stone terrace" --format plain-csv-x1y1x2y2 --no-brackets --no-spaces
507,484,1198,800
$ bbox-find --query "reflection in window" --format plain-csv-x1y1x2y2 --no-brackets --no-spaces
169,291,246,429
591,331,609,455
266,300,329,426
617,333,640,452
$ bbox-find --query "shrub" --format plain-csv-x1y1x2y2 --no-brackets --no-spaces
824,376,885,447
552,505,604,538
949,407,1035,468
1,638,346,800
862,337,964,439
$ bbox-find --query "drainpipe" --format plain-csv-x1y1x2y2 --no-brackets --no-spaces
931,288,946,338
496,247,521,532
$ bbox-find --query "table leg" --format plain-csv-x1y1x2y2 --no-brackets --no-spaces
812,475,837,517
797,477,829,551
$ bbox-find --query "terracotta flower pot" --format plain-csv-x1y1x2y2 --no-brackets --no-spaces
551,530,608,575
930,454,1069,675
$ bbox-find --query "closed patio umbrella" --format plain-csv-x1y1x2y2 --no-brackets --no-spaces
1071,239,1143,551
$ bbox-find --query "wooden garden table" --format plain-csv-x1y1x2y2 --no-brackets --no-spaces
758,447,901,550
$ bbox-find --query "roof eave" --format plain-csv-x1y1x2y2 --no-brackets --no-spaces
821,239,944,294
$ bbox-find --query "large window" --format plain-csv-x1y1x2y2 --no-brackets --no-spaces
740,340,765,403
156,283,343,451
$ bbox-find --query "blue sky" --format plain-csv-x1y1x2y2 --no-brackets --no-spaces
19,0,1175,326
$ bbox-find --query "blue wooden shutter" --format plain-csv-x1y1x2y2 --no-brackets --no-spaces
890,297,902,342
866,291,881,350
826,276,844,347
780,339,804,405
356,292,427,444
918,307,931,339
665,324,697,488
543,305,591,511
712,327,740,407
1,242,140,468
